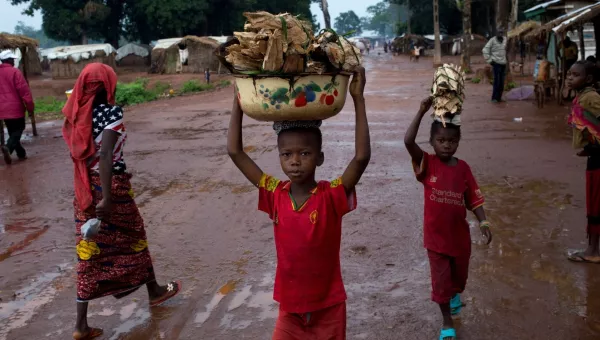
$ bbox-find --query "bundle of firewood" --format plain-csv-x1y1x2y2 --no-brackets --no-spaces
431,64,465,125
216,11,362,74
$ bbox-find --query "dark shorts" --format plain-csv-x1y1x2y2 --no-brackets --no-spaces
428,250,470,304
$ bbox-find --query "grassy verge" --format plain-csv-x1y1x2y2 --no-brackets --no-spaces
32,77,232,120
34,96,66,121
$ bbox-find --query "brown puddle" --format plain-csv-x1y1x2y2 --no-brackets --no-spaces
0,225,50,262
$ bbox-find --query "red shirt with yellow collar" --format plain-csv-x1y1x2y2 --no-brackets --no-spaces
413,152,485,257
258,174,357,313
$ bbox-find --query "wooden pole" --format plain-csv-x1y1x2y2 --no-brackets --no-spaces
461,0,472,72
579,25,586,60
0,120,5,148
433,0,442,67
20,46,38,137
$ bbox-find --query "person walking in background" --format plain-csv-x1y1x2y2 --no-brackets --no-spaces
0,50,34,164
482,30,508,103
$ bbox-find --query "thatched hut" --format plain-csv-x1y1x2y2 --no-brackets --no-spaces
116,43,151,67
149,36,220,74
48,44,117,79
0,33,42,76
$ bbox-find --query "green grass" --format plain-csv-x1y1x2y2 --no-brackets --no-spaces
218,80,232,87
181,80,215,94
35,96,65,113
151,81,171,96
506,81,517,90
471,77,481,84
115,78,158,106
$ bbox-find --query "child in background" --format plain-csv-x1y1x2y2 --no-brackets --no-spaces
565,61,600,264
404,97,493,340
227,67,370,339
205,68,210,84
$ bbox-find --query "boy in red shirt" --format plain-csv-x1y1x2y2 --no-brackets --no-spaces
404,97,493,340
227,67,370,339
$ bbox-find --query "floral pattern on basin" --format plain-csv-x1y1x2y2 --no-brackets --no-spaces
235,74,350,122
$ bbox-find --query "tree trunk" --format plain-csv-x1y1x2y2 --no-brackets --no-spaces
461,0,472,72
433,0,442,67
433,0,442,66
510,0,518,30
321,0,331,29
496,0,510,32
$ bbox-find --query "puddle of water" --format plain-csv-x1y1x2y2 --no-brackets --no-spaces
0,263,70,340
246,290,277,321
194,280,238,326
120,302,138,321
0,225,50,262
110,308,150,340
228,285,252,312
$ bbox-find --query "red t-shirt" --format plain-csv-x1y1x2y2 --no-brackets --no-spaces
258,174,357,313
413,153,485,257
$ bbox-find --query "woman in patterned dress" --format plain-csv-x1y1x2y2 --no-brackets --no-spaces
62,63,181,340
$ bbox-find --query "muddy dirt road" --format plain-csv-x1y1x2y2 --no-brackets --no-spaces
2,53,600,340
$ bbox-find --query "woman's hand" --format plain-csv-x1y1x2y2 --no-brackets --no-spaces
96,198,113,221
350,66,366,98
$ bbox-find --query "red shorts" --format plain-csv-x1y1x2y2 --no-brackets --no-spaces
427,250,470,304
587,169,600,235
272,302,346,340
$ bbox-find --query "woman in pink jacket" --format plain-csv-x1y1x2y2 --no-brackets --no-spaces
0,50,34,164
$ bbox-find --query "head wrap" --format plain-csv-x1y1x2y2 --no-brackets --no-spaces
62,63,118,210
273,120,322,135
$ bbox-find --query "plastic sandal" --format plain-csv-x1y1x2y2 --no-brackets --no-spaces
149,281,182,307
450,294,463,315
439,328,456,340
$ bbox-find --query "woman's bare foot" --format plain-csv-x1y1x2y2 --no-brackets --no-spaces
73,327,103,340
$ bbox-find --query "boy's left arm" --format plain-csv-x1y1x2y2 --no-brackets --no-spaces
341,66,371,193
465,165,493,245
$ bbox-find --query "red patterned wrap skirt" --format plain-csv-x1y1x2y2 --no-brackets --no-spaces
74,172,156,302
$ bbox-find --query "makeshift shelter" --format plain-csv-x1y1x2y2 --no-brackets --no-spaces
149,36,220,74
524,2,600,104
0,33,39,138
48,44,117,79
509,21,542,40
392,34,427,54
0,33,42,76
116,43,151,67
524,0,598,23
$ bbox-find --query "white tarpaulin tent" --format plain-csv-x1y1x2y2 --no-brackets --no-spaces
48,44,116,63
116,43,150,61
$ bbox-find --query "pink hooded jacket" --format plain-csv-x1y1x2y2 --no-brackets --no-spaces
0,64,34,120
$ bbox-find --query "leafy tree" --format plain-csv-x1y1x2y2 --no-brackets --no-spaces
13,21,67,48
334,11,362,36
361,1,407,37
10,0,110,45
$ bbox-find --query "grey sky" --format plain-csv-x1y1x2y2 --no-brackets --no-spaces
1,2,42,32
1,0,381,34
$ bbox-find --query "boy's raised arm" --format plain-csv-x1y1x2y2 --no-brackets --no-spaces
341,66,371,192
404,97,433,166
227,94,264,187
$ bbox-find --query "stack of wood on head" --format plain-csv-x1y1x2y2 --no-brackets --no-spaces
216,11,362,122
431,64,465,126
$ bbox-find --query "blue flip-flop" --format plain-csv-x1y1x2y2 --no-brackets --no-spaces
450,294,463,315
439,328,456,340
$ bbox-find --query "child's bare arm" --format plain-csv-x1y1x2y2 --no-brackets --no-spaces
341,66,371,192
227,94,264,186
404,97,433,166
473,206,493,245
